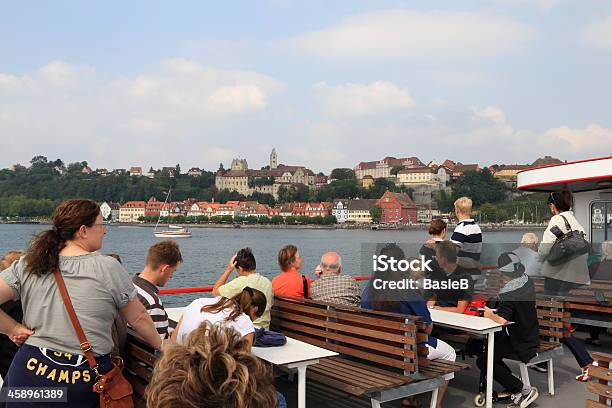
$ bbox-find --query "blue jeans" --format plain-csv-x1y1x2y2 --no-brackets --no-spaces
277,391,287,408
544,278,593,368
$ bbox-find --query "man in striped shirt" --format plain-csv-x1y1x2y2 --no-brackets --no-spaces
133,241,183,339
451,197,483,283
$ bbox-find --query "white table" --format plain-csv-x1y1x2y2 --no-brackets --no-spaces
254,337,338,408
429,309,507,408
165,307,338,408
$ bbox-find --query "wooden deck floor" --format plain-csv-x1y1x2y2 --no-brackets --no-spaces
276,330,611,407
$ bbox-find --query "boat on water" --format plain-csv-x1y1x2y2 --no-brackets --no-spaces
153,191,192,238
153,224,192,238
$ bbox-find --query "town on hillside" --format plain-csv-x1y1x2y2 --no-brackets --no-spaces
1,151,564,224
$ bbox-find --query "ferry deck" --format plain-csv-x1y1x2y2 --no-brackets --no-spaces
274,331,611,407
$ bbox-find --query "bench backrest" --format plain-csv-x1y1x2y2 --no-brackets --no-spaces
124,332,157,408
586,352,612,408
532,276,612,302
270,295,428,377
535,297,570,343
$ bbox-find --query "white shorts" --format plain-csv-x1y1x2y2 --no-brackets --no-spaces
426,338,456,380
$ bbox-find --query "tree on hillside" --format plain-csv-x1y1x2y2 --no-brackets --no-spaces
317,179,361,201
278,184,309,203
30,155,48,168
390,165,404,176
451,168,507,207
330,168,356,180
433,190,454,213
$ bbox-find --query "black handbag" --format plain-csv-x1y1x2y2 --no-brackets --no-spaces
547,215,590,266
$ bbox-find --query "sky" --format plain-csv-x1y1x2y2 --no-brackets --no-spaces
1,0,611,173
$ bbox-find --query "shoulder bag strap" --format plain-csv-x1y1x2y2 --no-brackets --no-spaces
559,214,572,232
53,269,100,376
301,275,309,299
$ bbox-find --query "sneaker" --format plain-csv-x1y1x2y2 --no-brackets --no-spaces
576,367,589,381
576,361,600,382
507,387,539,408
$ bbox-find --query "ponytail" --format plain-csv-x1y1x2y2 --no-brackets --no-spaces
201,287,267,322
24,199,100,276
24,229,64,276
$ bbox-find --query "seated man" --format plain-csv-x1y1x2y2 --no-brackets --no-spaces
310,252,360,307
478,252,540,408
513,233,542,277
133,240,183,339
427,240,474,313
212,248,273,329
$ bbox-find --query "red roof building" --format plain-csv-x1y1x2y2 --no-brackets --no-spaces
377,191,417,224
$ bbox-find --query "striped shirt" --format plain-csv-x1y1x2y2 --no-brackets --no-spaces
133,274,171,340
451,219,482,263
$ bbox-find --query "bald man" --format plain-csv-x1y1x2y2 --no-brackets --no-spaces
310,252,361,307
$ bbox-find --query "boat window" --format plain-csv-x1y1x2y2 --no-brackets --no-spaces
590,201,612,253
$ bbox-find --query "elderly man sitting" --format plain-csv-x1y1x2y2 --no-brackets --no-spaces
310,252,361,307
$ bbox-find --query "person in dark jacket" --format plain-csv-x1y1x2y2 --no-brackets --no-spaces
477,252,540,408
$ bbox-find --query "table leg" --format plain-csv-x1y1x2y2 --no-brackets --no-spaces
297,365,307,408
486,332,494,408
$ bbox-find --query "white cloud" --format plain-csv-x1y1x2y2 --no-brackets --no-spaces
496,0,560,11
1,59,609,174
470,106,508,126
581,15,612,49
206,85,267,114
314,81,414,117
122,118,166,133
289,10,536,61
428,70,495,87
119,58,284,116
0,59,288,171
544,124,612,151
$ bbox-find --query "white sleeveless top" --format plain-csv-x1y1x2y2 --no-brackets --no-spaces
176,296,255,344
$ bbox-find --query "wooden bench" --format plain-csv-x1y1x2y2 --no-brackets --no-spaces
271,295,468,408
452,272,568,397
122,332,154,408
514,297,569,397
585,352,612,408
532,276,612,331
123,320,176,407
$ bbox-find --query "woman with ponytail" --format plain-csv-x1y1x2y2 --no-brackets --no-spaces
0,199,162,407
172,287,267,349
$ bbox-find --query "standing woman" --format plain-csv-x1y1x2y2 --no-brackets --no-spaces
538,190,594,381
0,199,162,407
539,190,590,293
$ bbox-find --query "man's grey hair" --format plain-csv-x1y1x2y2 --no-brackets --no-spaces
320,252,342,274
521,233,539,246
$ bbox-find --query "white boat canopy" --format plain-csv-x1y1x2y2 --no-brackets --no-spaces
517,156,612,193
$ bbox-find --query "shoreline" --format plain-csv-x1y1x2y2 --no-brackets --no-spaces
0,220,546,232
0,221,546,232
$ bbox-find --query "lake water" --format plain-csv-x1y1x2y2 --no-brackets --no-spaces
0,224,532,306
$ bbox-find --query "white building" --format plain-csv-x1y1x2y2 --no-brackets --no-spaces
100,202,111,220
332,200,349,223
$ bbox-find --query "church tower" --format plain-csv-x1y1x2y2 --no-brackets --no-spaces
270,148,278,169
